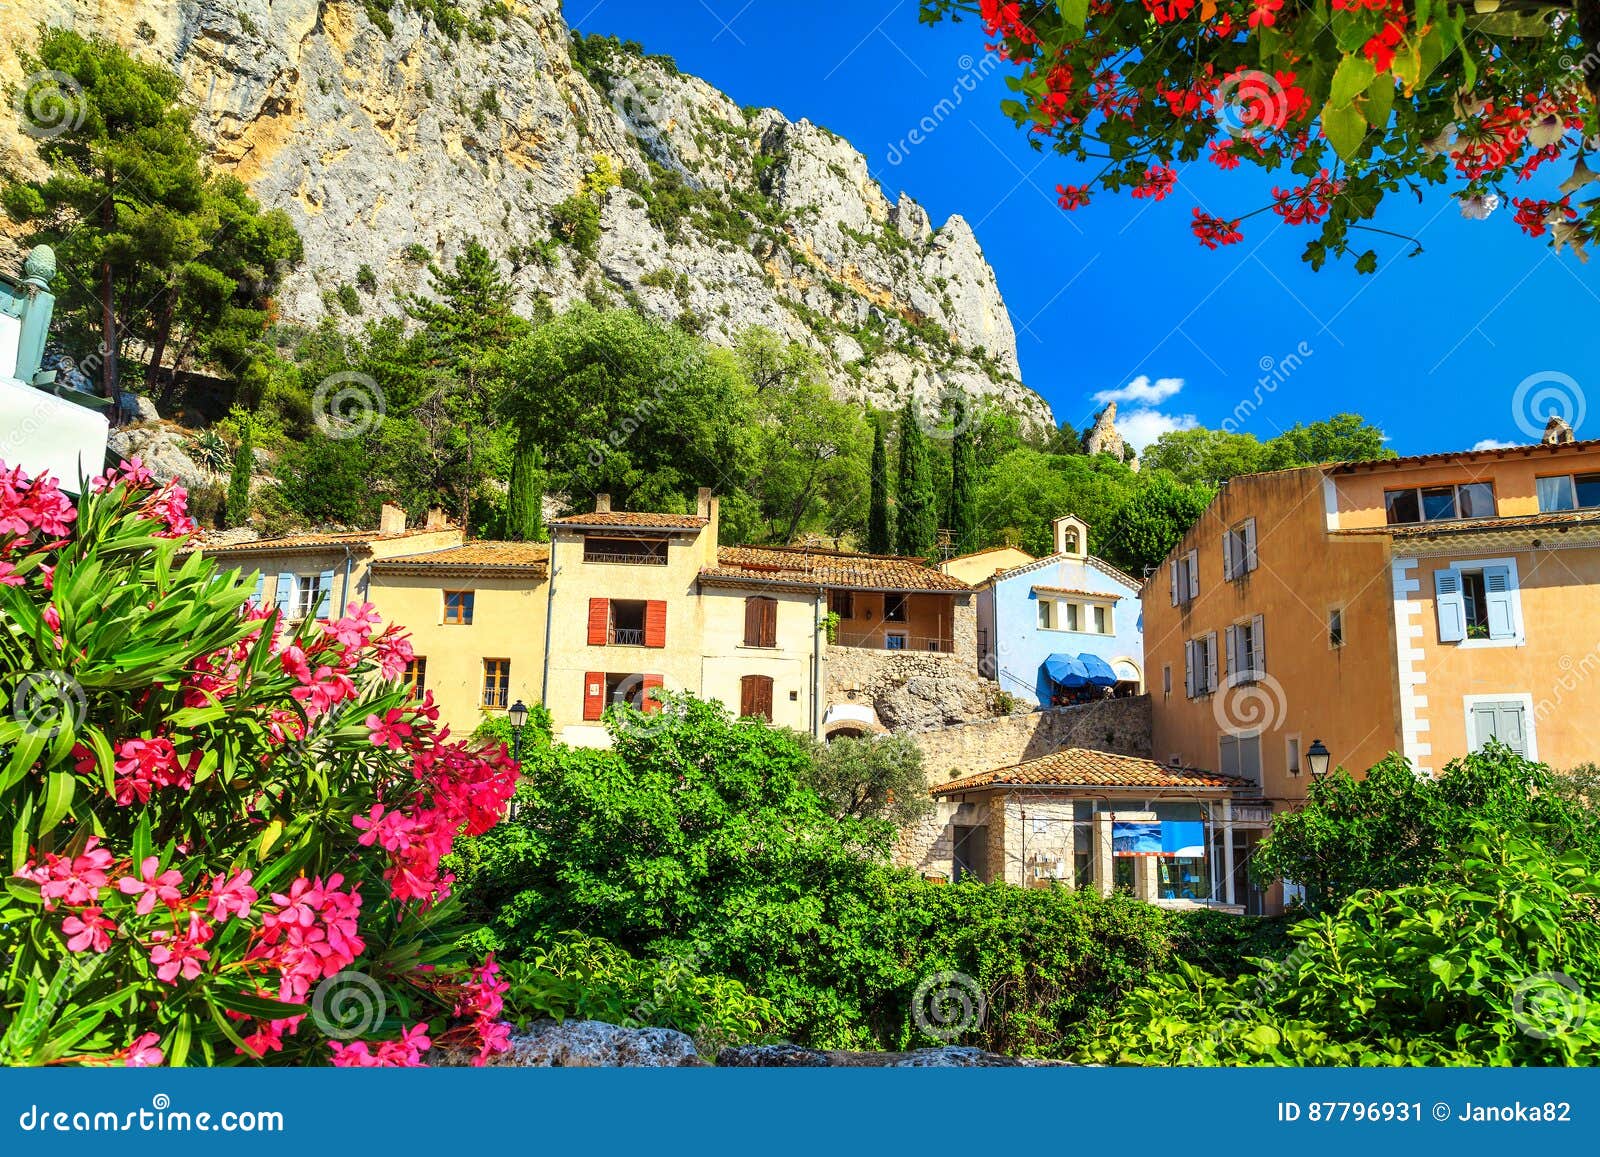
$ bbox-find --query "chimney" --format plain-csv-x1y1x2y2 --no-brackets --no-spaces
696,487,713,519
378,503,407,535
425,508,449,531
595,493,612,513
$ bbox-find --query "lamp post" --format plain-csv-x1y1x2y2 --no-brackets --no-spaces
508,699,529,762
1306,738,1332,781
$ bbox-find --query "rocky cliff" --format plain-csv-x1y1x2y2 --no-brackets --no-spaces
0,0,1054,430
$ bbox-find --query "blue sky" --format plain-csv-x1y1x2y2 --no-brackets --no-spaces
569,0,1600,456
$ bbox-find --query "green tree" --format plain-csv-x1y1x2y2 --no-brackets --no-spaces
1265,414,1395,469
947,397,978,554
224,414,253,529
1099,473,1215,577
867,419,892,554
1142,428,1272,487
893,402,937,557
506,439,546,542
973,449,1137,557
803,734,933,828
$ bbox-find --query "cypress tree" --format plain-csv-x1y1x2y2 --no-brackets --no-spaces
507,439,546,542
225,417,253,529
894,401,937,558
867,419,893,554
947,396,977,553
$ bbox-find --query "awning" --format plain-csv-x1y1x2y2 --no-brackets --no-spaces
1044,652,1118,689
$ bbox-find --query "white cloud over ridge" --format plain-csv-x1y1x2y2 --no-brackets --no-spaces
1470,438,1518,451
1093,375,1185,407
1119,408,1199,451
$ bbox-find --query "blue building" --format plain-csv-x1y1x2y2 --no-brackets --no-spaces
973,515,1145,708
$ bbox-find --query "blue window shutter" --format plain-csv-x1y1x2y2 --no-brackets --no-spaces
252,572,264,603
1434,570,1466,643
316,569,336,619
1483,566,1516,640
275,571,296,617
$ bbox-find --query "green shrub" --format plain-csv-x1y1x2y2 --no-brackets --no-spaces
549,195,601,260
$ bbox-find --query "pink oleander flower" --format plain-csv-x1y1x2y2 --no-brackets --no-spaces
125,1032,164,1068
330,1023,432,1068
0,465,77,539
365,708,413,752
326,602,381,650
373,631,415,682
112,737,198,806
206,870,258,922
279,645,312,684
117,856,185,916
92,457,155,493
61,906,116,953
148,913,213,983
34,836,114,909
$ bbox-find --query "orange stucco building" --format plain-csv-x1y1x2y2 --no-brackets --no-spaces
1144,437,1600,907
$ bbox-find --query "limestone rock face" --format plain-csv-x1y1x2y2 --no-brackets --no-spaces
106,425,209,490
0,1,1053,432
431,1020,703,1067
1084,402,1129,461
717,1044,1069,1067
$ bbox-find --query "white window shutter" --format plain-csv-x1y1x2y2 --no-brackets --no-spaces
1187,550,1200,600
1222,531,1235,581
1434,570,1466,643
1185,642,1197,698
1251,613,1266,678
1170,561,1178,606
1483,567,1516,640
1244,519,1259,572
1224,625,1237,680
1205,632,1218,693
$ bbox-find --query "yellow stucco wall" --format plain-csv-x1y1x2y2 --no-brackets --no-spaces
832,591,958,652
698,587,821,734
940,547,1035,585
1331,445,1600,525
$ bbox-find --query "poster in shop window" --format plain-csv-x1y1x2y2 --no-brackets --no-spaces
1112,821,1206,858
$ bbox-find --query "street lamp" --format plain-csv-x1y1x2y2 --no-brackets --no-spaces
508,699,529,761
1306,738,1332,780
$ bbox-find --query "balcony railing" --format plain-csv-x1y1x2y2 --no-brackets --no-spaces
583,550,667,566
611,628,644,646
831,635,954,654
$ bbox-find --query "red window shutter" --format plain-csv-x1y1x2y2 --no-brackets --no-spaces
755,675,773,722
740,675,773,722
588,599,610,646
641,674,664,713
760,598,777,648
644,600,667,648
744,598,761,647
583,672,605,721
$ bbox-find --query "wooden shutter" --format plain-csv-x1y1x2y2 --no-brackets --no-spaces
744,598,763,647
1204,632,1218,693
275,571,296,617
1187,550,1200,599
1496,704,1528,755
1250,614,1266,678
251,572,264,604
740,675,774,721
1434,570,1466,643
641,673,664,714
316,569,336,618
644,600,667,648
1184,641,1197,699
588,598,610,646
582,672,605,721
1483,566,1516,639
1244,519,1259,572
1223,625,1238,681
1170,561,1179,606
760,598,777,647
1222,530,1236,581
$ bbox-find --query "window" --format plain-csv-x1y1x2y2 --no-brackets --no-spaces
1037,599,1055,630
293,575,326,620
1286,735,1302,777
444,590,475,625
610,600,647,646
482,659,510,709
1434,562,1518,644
588,598,666,647
739,674,774,721
1170,549,1199,605
884,594,908,622
1328,607,1345,649
1218,732,1263,788
1536,472,1600,512
1162,665,1172,696
1092,605,1109,635
1467,697,1534,758
582,535,668,566
1185,633,1218,698
1063,602,1081,632
952,825,987,883
743,596,778,648
1385,481,1496,525
1223,519,1258,580
403,657,427,695
1225,615,1265,683
829,590,855,619
276,570,332,622
1072,811,1095,890
885,632,907,651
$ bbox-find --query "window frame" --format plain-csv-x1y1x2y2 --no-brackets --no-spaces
403,657,427,695
1434,556,1523,648
883,593,909,623
1328,606,1345,650
293,574,326,621
481,658,511,709
1383,480,1497,525
444,589,475,626
1535,471,1600,513
1462,693,1538,761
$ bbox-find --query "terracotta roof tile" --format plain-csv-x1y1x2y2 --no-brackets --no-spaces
370,541,551,575
933,748,1249,795
1333,511,1600,538
1328,437,1600,474
193,528,440,555
1032,585,1124,600
702,545,972,592
549,511,709,529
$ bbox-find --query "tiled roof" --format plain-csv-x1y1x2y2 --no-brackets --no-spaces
193,528,440,555
701,545,972,592
1032,585,1123,600
933,748,1250,795
370,541,551,575
1328,438,1600,474
1333,511,1600,538
942,545,1035,564
549,511,709,529
993,552,1142,593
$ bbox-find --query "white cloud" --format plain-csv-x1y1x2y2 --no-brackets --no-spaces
1093,375,1185,407
1119,408,1200,452
1471,438,1518,451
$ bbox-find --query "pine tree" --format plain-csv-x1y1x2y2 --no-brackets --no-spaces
507,439,546,542
225,417,253,529
947,396,977,553
867,419,893,554
894,401,937,558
